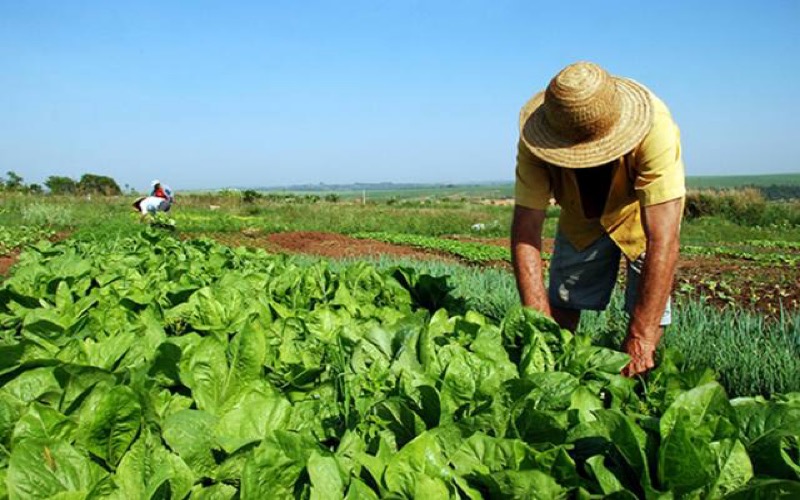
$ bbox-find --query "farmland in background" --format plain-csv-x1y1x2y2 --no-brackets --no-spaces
2,179,798,373
686,172,800,189
210,172,800,201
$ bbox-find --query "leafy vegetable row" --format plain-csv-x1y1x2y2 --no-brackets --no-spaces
682,245,799,266
0,232,797,498
743,239,800,250
353,232,524,263
0,226,54,256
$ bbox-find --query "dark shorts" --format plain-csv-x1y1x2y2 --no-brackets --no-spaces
548,231,672,325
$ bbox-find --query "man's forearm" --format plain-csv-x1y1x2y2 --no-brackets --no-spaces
512,240,551,314
630,198,683,338
511,205,551,314
630,237,679,336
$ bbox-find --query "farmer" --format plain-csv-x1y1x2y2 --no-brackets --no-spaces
132,196,170,221
150,180,175,210
511,61,685,377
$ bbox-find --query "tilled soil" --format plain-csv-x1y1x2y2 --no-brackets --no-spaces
203,231,459,262
0,250,20,278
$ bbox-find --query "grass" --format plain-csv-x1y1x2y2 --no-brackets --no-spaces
189,183,518,201
21,203,76,227
680,216,800,244
2,193,798,243
189,173,800,202
205,174,800,200
686,173,800,189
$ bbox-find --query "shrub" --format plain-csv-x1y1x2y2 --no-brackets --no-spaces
242,189,262,204
682,188,800,226
243,204,265,216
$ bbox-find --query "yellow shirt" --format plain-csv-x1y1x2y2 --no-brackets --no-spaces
514,93,686,261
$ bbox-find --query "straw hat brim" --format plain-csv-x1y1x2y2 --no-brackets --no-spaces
520,78,653,169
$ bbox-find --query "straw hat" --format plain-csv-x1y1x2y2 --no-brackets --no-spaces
520,62,653,169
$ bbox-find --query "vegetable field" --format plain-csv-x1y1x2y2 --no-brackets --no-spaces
0,232,798,498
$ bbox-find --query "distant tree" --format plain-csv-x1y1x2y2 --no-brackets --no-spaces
2,171,24,191
45,176,78,195
242,189,262,204
77,174,122,196
27,183,43,194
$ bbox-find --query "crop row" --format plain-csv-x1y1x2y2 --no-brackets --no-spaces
682,245,800,266
0,226,54,256
743,239,800,250
353,232,537,263
353,233,800,267
0,232,797,497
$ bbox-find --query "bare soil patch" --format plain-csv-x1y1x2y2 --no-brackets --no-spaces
675,256,800,316
202,231,459,262
0,250,20,278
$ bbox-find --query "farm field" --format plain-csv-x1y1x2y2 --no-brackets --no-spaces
0,192,799,498
187,173,800,202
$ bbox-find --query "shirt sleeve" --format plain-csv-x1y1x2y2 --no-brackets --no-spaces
514,139,552,210
633,99,686,206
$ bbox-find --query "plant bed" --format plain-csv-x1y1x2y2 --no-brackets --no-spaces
0,232,797,497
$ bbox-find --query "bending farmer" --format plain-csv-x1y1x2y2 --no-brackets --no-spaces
132,196,170,220
511,61,685,377
150,179,175,210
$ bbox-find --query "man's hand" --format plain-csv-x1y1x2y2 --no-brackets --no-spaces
621,327,662,377
621,198,682,377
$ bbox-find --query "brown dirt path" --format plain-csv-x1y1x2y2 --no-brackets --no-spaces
202,231,461,263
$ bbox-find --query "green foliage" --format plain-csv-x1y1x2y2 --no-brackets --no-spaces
242,189,262,204
680,216,800,245
0,226,54,255
1,171,24,191
745,239,800,250
77,173,122,196
686,173,800,190
44,176,78,195
682,244,800,266
0,233,797,497
21,203,75,228
684,189,800,226
354,232,520,263
760,184,800,201
336,255,800,398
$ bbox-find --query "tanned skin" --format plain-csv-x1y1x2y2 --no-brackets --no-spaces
511,198,682,377
511,206,551,315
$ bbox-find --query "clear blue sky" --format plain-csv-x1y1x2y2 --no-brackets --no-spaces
1,0,798,191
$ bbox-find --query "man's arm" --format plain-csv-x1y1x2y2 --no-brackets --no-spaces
511,205,551,315
621,197,682,377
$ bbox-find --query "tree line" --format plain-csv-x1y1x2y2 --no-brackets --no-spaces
1,171,123,196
